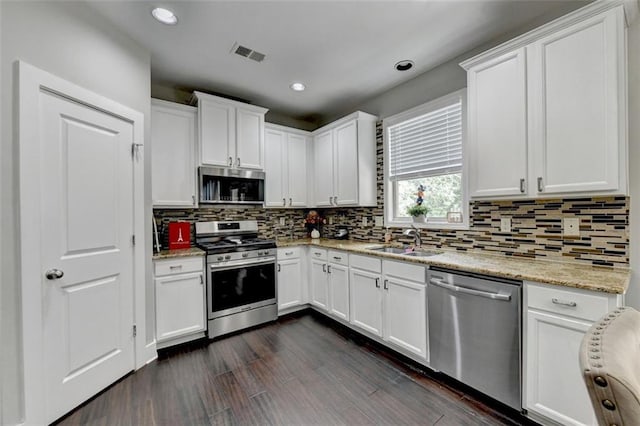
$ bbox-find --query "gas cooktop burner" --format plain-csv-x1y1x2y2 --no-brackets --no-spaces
194,220,275,254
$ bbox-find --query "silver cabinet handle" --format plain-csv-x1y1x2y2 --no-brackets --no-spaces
237,157,241,167
314,252,322,257
329,196,333,205
333,196,337,205
200,275,204,285
45,269,64,280
552,298,577,307
228,156,233,167
289,198,292,206
277,264,281,272
375,277,380,288
327,265,332,274
537,177,544,192
332,256,341,261
283,198,286,206
429,277,511,301
384,279,389,290
520,178,525,193
192,195,196,205
322,264,326,273
169,265,182,270
285,251,294,256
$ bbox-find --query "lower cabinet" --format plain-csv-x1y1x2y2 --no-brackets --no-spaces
309,248,329,310
327,250,350,321
349,254,428,360
525,281,622,426
154,256,206,348
277,247,304,313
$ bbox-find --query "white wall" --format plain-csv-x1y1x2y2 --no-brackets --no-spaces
0,2,151,424
626,14,640,309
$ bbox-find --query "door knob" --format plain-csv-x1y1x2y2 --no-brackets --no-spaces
45,269,64,280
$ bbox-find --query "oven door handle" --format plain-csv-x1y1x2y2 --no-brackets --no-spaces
209,257,276,270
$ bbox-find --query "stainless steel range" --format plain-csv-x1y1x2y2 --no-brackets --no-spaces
195,220,277,339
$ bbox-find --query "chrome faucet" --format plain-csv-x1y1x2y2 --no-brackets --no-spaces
403,225,422,248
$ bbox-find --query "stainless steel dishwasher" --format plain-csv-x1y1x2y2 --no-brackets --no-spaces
428,267,522,411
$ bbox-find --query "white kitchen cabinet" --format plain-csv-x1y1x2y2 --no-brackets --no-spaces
309,248,329,310
382,260,428,360
349,267,383,337
265,124,311,208
312,111,377,207
193,91,268,170
154,256,206,348
277,247,304,313
462,3,628,199
467,49,528,198
525,281,622,426
327,251,349,321
151,99,198,207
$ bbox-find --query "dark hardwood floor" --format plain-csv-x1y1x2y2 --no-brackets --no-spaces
55,311,531,426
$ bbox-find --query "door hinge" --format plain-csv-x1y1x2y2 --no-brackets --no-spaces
133,324,137,338
132,234,136,246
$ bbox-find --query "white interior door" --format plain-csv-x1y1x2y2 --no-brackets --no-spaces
40,90,135,422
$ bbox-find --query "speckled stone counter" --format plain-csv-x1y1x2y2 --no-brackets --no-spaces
276,238,630,294
152,247,205,260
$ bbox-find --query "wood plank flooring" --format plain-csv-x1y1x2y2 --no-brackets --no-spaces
55,311,532,426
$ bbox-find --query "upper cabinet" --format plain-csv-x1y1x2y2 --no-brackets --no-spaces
312,111,378,207
463,3,628,199
151,99,198,208
264,124,311,208
192,91,268,170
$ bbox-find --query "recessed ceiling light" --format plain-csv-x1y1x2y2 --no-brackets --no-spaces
290,82,306,92
395,60,414,71
151,7,178,25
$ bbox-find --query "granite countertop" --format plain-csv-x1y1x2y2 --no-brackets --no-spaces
152,247,206,260
276,238,630,294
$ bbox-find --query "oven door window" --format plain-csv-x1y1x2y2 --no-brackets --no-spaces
210,261,276,313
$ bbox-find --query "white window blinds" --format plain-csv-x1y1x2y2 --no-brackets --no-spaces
388,96,462,181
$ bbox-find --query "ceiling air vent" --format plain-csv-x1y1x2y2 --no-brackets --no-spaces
231,43,266,63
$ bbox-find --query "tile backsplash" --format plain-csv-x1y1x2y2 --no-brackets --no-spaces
155,122,629,267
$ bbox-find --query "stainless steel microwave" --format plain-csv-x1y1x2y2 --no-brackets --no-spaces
199,166,265,205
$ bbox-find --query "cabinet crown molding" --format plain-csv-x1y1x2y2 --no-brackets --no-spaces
191,90,269,114
460,0,629,70
312,110,378,135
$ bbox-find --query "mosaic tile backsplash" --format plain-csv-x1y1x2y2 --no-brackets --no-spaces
155,122,629,267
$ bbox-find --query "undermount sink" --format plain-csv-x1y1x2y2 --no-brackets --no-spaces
368,246,443,257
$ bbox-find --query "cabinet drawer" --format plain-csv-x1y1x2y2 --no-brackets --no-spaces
383,260,425,283
328,250,349,266
350,254,381,273
309,248,327,261
278,247,301,259
154,256,204,277
527,282,613,322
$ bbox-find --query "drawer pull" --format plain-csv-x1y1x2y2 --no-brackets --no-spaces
285,251,294,256
552,298,577,308
314,252,322,257
169,265,182,270
333,256,342,261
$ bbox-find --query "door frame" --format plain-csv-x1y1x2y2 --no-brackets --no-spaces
18,61,149,425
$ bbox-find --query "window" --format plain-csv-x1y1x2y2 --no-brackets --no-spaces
384,89,468,228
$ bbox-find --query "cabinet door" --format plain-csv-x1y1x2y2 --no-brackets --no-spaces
334,120,359,205
383,277,427,360
155,272,206,342
264,128,287,207
313,130,335,207
328,263,349,321
236,108,264,170
309,258,328,310
287,133,309,207
199,97,235,167
349,268,382,337
277,258,303,312
530,9,622,195
526,309,596,426
151,101,197,207
468,48,528,198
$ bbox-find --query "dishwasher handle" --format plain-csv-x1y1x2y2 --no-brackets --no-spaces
429,277,512,301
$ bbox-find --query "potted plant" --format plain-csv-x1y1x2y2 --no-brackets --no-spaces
406,204,429,223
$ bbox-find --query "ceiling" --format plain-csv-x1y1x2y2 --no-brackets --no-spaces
87,0,589,123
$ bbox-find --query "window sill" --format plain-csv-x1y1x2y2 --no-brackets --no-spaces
385,219,469,231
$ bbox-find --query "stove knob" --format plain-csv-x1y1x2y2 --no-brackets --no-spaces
217,256,224,261
242,253,249,258
224,255,231,260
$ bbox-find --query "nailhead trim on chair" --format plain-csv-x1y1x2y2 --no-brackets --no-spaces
582,306,629,426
